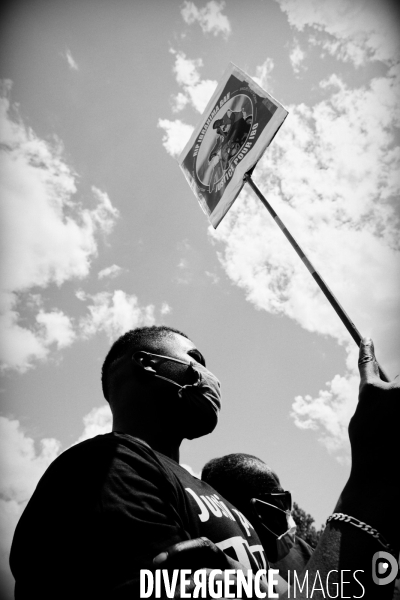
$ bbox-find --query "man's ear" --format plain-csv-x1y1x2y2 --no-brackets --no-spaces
132,351,159,374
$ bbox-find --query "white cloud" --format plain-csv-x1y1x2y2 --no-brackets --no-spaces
78,290,156,341
209,67,400,458
181,0,231,38
36,310,76,349
1,91,96,292
158,118,194,158
0,303,78,372
98,264,123,280
252,58,275,89
0,405,112,597
275,0,400,65
76,405,112,443
171,51,217,114
65,48,79,71
160,302,172,315
172,92,189,112
175,261,192,285
0,308,49,372
89,187,119,235
0,82,119,372
292,368,358,458
158,51,217,159
205,270,220,284
0,417,60,506
289,43,306,74
0,416,61,597
0,286,161,373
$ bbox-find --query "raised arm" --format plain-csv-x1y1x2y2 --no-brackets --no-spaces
291,338,399,599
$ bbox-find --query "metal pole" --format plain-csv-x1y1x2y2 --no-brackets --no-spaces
244,173,390,382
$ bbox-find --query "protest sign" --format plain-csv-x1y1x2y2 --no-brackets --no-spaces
178,64,389,379
178,62,288,228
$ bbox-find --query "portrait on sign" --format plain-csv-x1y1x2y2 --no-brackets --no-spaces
179,63,288,228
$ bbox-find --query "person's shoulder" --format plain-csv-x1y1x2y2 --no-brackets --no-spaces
45,433,158,477
156,454,197,481
70,431,157,457
32,433,169,502
295,536,315,557
61,432,148,452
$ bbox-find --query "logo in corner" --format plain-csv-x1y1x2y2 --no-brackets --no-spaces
372,551,399,586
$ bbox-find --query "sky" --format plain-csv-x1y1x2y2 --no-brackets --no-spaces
0,0,399,596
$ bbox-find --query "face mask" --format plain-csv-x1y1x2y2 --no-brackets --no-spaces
132,352,221,440
274,515,296,561
250,494,297,562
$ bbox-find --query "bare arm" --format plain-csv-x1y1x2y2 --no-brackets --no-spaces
284,339,399,599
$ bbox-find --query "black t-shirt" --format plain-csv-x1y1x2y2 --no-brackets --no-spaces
10,433,267,599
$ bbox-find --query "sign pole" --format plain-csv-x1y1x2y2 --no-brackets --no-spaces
244,173,390,382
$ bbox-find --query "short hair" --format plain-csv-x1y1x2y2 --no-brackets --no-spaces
201,453,282,513
213,119,223,129
101,325,189,401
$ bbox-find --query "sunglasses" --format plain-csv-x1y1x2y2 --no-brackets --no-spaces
253,491,292,512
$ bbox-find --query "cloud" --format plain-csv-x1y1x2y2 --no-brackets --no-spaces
205,271,220,284
98,264,123,280
175,258,192,285
89,187,119,234
35,310,76,349
0,308,76,372
0,405,112,597
0,416,61,598
0,303,79,373
291,366,358,459
65,48,79,71
0,417,61,506
158,51,217,159
78,290,156,341
209,66,400,458
1,311,43,372
160,302,172,315
275,0,400,65
171,50,217,114
252,58,275,89
289,43,306,74
181,0,231,38
76,405,112,443
158,118,194,158
175,239,196,284
0,81,119,372
0,289,159,373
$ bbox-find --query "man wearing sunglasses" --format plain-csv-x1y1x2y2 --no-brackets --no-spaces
201,454,313,581
10,325,270,599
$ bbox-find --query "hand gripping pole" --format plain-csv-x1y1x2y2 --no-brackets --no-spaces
244,173,389,382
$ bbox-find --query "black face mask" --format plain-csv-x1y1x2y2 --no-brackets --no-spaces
132,352,221,440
